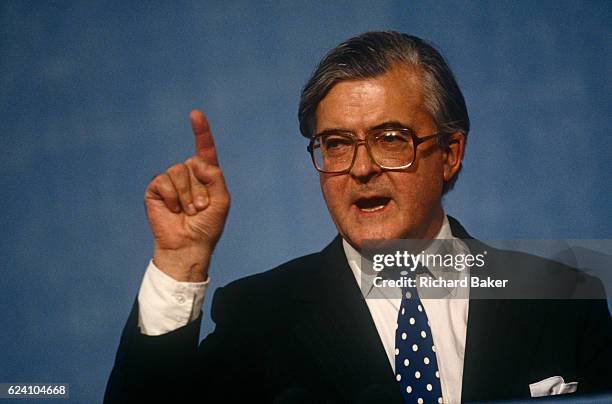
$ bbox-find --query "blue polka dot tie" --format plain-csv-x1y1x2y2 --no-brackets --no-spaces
395,281,443,403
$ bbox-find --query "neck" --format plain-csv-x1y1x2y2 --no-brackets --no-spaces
419,206,445,240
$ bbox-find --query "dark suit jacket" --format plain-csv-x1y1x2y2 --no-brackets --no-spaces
105,218,611,403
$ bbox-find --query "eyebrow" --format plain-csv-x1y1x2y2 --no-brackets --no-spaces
370,121,414,131
314,121,414,137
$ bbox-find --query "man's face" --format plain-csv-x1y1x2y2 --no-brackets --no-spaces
316,65,460,250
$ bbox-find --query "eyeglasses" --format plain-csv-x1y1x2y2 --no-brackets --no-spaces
307,128,450,174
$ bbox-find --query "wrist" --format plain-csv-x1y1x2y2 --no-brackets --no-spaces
153,246,210,282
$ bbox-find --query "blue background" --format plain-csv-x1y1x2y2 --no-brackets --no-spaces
1,1,610,402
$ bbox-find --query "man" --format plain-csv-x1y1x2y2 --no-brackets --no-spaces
105,32,610,403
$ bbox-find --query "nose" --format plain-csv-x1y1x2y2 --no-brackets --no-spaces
350,142,381,180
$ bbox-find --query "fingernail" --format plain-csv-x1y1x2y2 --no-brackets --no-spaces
195,196,208,209
187,203,197,215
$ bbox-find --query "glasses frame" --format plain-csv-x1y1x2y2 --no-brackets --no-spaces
307,128,450,174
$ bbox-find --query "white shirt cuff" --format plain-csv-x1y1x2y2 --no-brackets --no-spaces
137,260,209,336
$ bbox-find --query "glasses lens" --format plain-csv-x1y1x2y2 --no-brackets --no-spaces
312,134,354,172
369,130,414,168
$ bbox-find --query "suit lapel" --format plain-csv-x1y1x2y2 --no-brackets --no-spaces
461,299,527,400
448,217,551,401
290,236,403,402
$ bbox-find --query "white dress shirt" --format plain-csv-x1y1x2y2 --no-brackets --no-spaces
138,215,469,403
342,216,469,404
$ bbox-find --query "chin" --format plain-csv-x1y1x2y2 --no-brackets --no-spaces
344,226,404,249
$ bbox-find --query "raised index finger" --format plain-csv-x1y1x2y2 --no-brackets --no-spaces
190,109,219,166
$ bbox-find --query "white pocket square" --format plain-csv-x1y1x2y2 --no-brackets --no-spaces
529,376,578,397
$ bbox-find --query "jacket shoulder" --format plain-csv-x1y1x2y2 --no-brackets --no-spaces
208,247,330,322
226,250,323,293
469,240,607,299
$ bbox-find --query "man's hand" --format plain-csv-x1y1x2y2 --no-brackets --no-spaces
145,110,230,282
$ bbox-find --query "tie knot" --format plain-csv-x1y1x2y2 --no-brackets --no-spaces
381,264,430,282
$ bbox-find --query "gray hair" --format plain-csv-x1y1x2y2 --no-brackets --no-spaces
298,31,469,193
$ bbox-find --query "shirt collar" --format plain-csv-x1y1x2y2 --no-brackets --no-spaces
342,215,470,298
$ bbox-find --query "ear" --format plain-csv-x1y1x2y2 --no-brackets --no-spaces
442,132,465,182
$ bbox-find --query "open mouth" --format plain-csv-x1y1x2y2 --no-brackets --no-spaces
354,197,391,212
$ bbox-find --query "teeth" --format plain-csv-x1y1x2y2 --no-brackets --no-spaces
360,205,385,212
